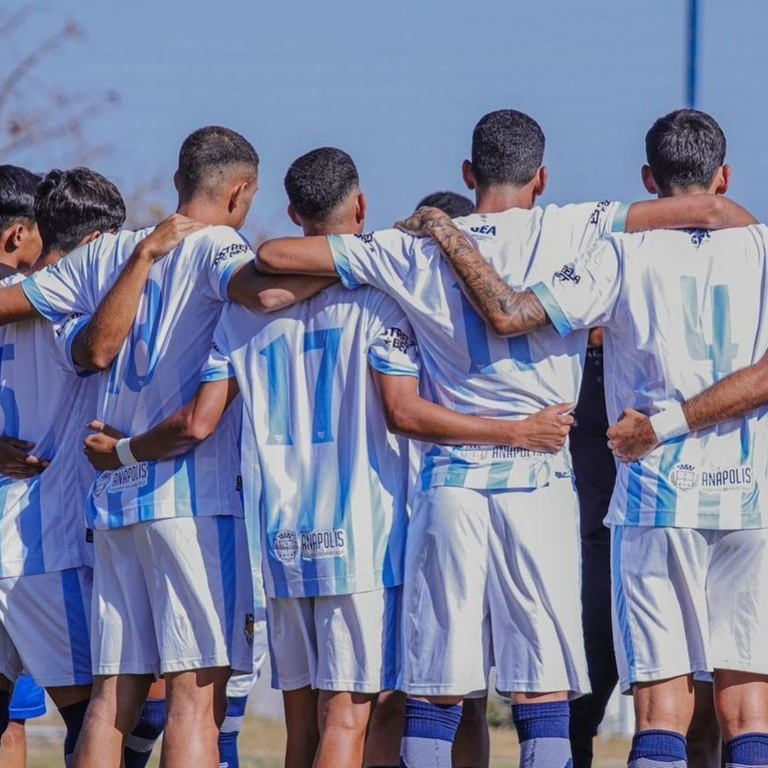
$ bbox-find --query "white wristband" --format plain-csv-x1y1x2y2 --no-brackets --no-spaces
115,438,138,466
650,403,690,443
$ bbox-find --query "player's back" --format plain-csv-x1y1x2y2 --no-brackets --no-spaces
331,201,625,489
604,225,768,528
211,285,416,600
24,224,255,529
0,274,94,577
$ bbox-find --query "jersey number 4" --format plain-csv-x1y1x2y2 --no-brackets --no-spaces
680,276,738,379
260,328,343,445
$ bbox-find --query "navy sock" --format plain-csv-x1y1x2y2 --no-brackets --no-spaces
59,699,89,768
124,697,166,768
0,688,9,738
725,733,768,767
400,698,462,768
512,701,572,768
218,694,248,768
628,730,687,767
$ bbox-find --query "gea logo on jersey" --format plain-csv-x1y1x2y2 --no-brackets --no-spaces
589,200,612,225
554,264,581,284
469,225,497,236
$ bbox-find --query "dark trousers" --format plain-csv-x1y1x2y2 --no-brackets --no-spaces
569,425,619,768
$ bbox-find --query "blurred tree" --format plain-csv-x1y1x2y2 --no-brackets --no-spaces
0,6,167,227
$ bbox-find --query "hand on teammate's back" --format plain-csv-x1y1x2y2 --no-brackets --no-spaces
135,213,207,263
394,206,453,238
0,436,48,479
514,402,575,454
83,420,126,471
607,408,659,463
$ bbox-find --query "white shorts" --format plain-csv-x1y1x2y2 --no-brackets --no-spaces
266,587,400,694
611,525,768,692
0,567,93,688
226,607,269,698
401,479,589,698
92,516,254,677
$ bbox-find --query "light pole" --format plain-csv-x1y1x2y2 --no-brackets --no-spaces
687,0,700,108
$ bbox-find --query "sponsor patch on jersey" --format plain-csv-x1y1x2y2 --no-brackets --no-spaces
299,529,346,560
212,242,249,267
700,466,753,493
274,530,299,563
589,200,612,225
382,327,416,354
106,463,150,493
469,225,497,237
554,264,581,284
669,463,753,493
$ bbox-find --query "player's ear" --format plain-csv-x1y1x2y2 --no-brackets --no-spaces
173,170,181,195
533,166,548,198
714,164,730,195
641,165,658,195
2,223,24,252
462,160,476,191
355,192,367,226
77,231,103,248
287,204,302,228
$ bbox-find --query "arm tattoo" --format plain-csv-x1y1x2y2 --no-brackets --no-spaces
428,221,550,335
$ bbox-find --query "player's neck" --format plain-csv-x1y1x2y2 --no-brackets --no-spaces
28,248,65,275
474,185,536,214
301,220,360,237
176,199,232,227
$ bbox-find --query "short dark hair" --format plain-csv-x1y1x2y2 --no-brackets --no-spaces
416,191,474,218
645,109,726,194
176,126,259,201
471,110,545,188
284,147,359,222
0,165,41,233
35,168,126,253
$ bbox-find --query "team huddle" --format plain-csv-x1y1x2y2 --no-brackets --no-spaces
0,107,766,768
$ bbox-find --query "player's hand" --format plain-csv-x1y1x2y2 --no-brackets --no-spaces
394,206,453,238
0,436,49,479
607,408,659,463
135,213,207,263
513,403,575,453
83,420,127,471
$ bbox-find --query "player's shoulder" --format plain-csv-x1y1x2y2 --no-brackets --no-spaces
184,224,251,256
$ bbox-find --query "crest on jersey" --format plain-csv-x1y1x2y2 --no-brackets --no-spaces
669,463,698,491
93,472,112,498
274,530,299,563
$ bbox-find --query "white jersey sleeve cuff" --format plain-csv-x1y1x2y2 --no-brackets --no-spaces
650,402,690,443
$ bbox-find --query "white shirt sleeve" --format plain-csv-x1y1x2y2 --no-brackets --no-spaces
529,236,622,337
51,312,95,376
327,229,414,293
365,293,421,379
22,241,98,320
199,316,236,383
203,228,257,302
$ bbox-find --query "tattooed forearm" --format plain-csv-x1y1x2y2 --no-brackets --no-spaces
427,220,550,336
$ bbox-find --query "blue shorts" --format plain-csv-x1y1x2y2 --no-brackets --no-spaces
9,675,46,720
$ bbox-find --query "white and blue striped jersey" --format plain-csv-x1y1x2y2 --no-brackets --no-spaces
201,285,420,599
0,274,95,577
21,226,253,530
328,201,628,491
531,225,768,530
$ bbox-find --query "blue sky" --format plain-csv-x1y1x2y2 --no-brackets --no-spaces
5,0,768,234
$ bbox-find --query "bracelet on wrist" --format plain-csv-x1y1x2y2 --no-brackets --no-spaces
115,438,138,466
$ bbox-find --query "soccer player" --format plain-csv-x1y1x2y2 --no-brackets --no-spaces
0,675,47,768
253,109,756,768
0,166,42,279
406,109,768,768
82,145,574,768
0,167,126,767
415,191,474,218
1,127,340,768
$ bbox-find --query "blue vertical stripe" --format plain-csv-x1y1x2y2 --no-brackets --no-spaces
61,568,92,683
216,517,236,656
654,438,685,526
18,482,44,575
611,527,636,682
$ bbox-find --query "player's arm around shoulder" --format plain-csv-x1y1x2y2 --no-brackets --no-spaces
623,195,757,233
395,206,549,337
72,214,205,371
83,377,239,472
256,235,338,276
